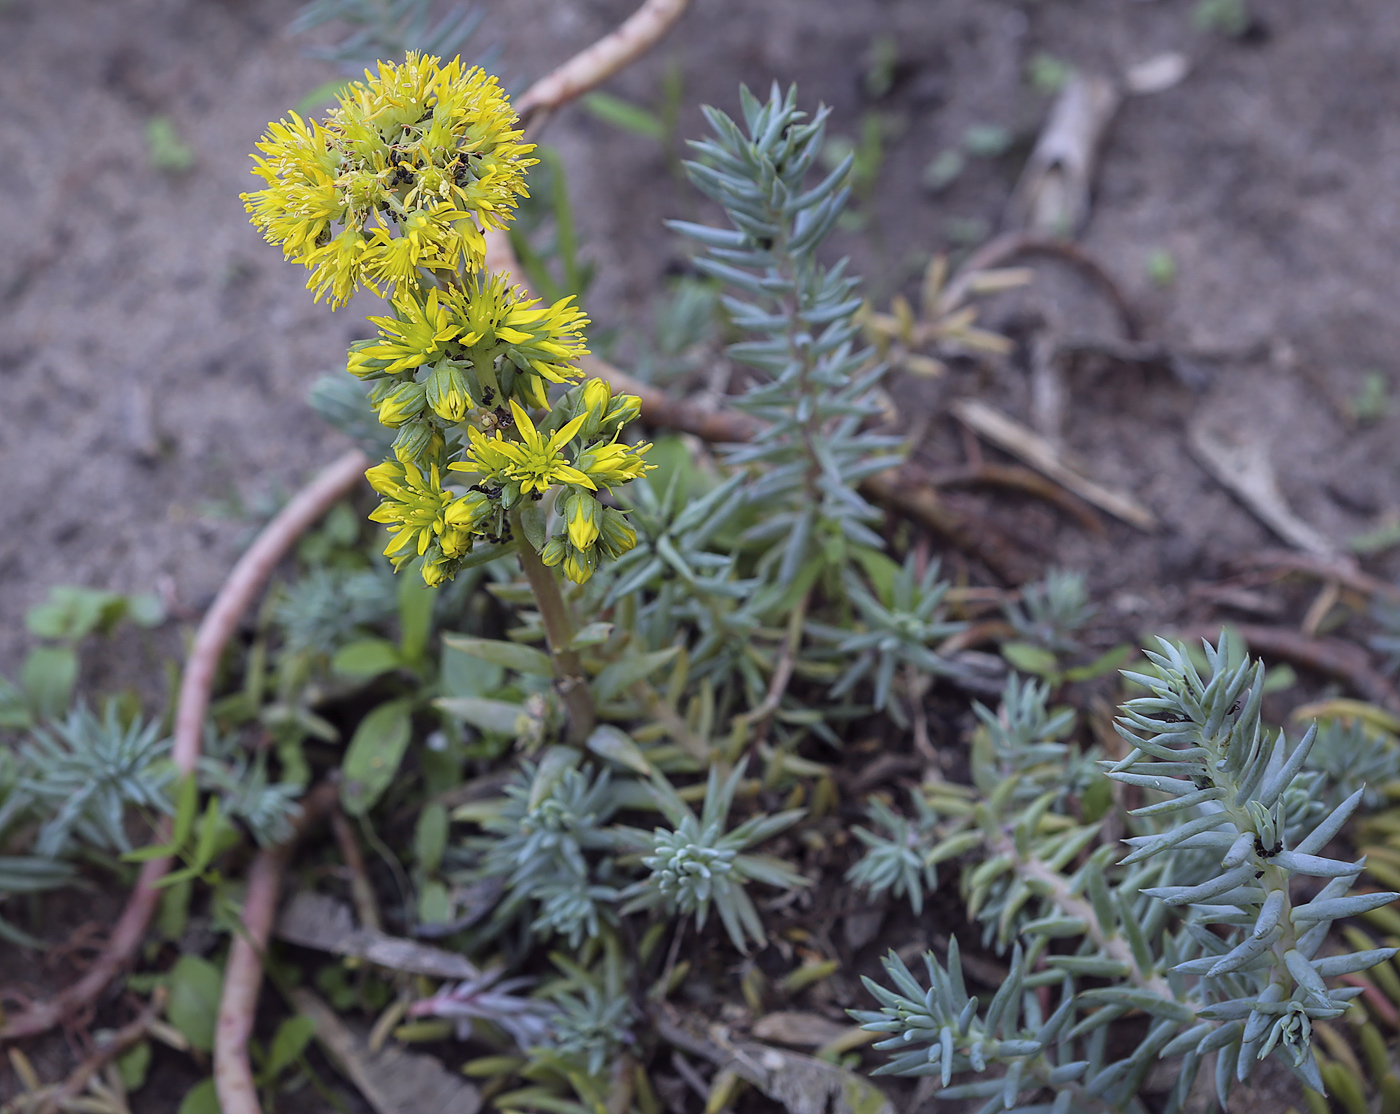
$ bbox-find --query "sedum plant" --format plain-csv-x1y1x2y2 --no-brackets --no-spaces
855,635,1400,1111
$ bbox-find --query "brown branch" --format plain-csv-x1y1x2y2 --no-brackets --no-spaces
1171,622,1400,714
941,232,1141,341
580,356,1038,583
330,805,382,935
515,0,692,119
927,461,1104,535
214,782,338,1114
1,450,368,1044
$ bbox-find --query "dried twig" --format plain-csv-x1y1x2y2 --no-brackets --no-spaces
928,461,1104,534
214,782,338,1114
0,451,367,1043
330,805,382,935
1187,420,1336,558
1171,622,1400,715
515,0,691,119
950,397,1158,531
289,986,482,1114
1006,73,1121,238
942,233,1140,341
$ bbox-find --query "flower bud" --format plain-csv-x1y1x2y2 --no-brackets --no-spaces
564,491,602,551
375,380,427,427
541,536,568,567
425,358,474,422
598,506,638,557
576,377,612,440
604,392,641,430
392,419,442,465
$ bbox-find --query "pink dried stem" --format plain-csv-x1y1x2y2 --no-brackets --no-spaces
214,782,338,1114
515,0,692,119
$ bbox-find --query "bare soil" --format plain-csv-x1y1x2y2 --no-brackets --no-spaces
3,0,1400,1108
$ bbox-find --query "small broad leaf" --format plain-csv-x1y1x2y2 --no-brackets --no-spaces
441,633,552,676
332,638,402,680
21,646,78,720
586,724,653,775
519,499,549,552
850,547,902,608
1000,641,1059,677
592,645,682,704
168,955,223,1053
398,570,437,666
117,1040,152,1092
340,700,413,817
569,622,614,650
441,641,504,698
0,675,31,729
414,804,449,875
1063,644,1130,682
264,1014,317,1080
434,696,526,735
582,91,666,139
176,1078,220,1114
418,879,452,926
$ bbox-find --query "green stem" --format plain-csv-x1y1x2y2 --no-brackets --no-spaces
511,508,595,745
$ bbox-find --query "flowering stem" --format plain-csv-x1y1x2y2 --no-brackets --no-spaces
511,508,595,744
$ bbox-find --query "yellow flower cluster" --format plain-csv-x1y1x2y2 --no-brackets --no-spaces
245,54,652,587
241,53,535,307
348,274,590,422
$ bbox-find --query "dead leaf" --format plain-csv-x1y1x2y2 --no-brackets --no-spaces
752,1011,852,1049
291,987,481,1114
277,892,481,980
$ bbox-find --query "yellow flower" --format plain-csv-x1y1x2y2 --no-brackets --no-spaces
361,288,460,374
241,53,535,307
453,400,593,494
575,438,654,490
366,460,453,566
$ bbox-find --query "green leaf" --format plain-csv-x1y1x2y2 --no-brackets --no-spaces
592,646,682,704
0,675,31,729
0,855,75,892
1000,641,1059,678
168,955,223,1053
145,116,196,174
398,570,437,666
414,804,449,875
441,633,553,676
569,622,614,650
1064,644,1131,682
418,879,452,926
176,1078,221,1114
21,646,78,719
586,724,652,775
434,697,525,735
117,1039,152,1092
332,637,402,680
582,91,666,140
519,499,548,552
157,878,192,941
850,547,902,607
340,700,413,816
296,79,351,114
263,1015,317,1080
127,592,167,628
441,641,504,698
172,772,200,852
26,586,121,641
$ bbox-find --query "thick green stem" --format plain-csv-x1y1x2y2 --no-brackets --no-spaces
512,508,595,745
